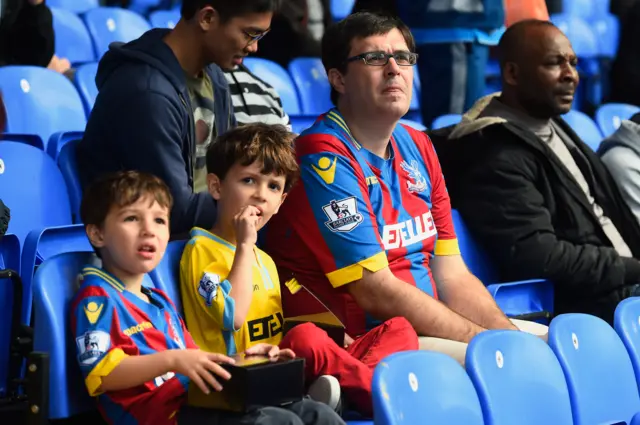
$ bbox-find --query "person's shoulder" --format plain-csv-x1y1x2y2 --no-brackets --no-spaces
184,229,234,266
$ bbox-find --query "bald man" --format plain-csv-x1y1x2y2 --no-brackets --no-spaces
430,19,640,324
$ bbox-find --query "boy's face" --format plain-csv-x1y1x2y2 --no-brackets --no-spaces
87,196,170,280
208,161,287,232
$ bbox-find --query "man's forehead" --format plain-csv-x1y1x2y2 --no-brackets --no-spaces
349,29,409,54
528,25,574,57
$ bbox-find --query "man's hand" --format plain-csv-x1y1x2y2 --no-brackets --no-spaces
168,349,235,394
245,343,296,360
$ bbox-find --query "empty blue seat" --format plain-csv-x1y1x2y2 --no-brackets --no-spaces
148,9,180,29
74,62,99,116
128,0,162,16
562,110,603,151
549,313,640,425
47,0,99,13
373,351,484,425
58,139,83,224
431,114,462,129
243,58,301,116
83,7,152,58
562,0,594,19
288,58,332,116
291,116,317,134
592,14,620,58
0,66,86,151
331,0,355,21
466,330,573,425
51,7,95,65
615,298,640,395
148,240,187,313
32,251,155,419
596,103,640,138
452,209,554,321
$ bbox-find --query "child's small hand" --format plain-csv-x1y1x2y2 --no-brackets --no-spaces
234,205,261,246
245,343,296,360
169,349,235,394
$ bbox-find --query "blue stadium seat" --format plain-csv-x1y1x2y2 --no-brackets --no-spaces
0,66,86,151
562,0,594,19
372,351,484,425
243,58,301,116
288,58,332,116
331,0,354,21
149,9,180,29
614,298,640,395
32,251,155,419
562,110,603,151
149,240,187,313
596,103,640,138
592,14,620,59
399,119,426,131
466,330,573,425
431,114,462,129
83,7,152,58
74,62,100,116
21,225,93,324
452,209,554,321
291,116,317,134
128,0,162,16
51,7,96,65
47,0,99,13
549,314,640,425
58,139,83,224
0,234,22,397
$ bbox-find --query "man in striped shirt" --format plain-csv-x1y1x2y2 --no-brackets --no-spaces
224,64,292,130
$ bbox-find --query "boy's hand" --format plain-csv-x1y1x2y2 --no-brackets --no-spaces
169,349,235,394
245,343,296,360
234,205,261,246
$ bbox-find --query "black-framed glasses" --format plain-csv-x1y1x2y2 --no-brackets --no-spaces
243,29,270,45
345,51,419,66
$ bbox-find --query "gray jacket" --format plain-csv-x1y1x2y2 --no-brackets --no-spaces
599,118,640,226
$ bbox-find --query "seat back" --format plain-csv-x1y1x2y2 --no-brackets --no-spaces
149,240,187,313
0,234,22,397
562,110,603,151
549,313,640,425
74,62,99,116
0,142,73,243
58,139,83,224
591,14,620,58
0,66,86,150
47,0,99,13
243,58,301,116
330,0,355,21
551,14,599,58
562,0,594,19
615,298,640,396
288,58,332,116
51,7,96,65
451,209,497,284
596,103,640,138
83,7,152,58
373,351,484,425
32,251,155,419
466,330,573,425
431,114,462,130
148,9,181,29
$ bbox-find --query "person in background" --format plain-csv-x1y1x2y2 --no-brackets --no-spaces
599,113,640,226
224,64,292,130
77,0,280,237
431,20,640,325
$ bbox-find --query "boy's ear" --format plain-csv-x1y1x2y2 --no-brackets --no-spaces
273,193,288,215
86,224,106,248
207,173,222,201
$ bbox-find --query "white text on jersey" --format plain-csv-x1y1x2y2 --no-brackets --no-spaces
382,212,437,250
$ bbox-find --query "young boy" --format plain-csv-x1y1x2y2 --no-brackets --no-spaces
72,171,344,425
179,123,419,418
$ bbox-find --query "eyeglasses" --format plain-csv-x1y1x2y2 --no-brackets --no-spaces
345,51,419,67
243,29,270,45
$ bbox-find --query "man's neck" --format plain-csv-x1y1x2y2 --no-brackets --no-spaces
498,93,552,124
163,21,207,77
339,106,396,159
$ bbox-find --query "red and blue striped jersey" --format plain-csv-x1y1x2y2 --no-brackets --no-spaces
70,266,198,425
265,109,460,336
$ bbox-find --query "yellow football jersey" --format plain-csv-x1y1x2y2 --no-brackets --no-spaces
180,228,284,356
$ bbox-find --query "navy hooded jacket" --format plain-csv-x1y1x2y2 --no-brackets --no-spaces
77,29,235,235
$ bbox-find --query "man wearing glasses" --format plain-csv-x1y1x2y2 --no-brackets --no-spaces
265,12,547,364
78,0,276,236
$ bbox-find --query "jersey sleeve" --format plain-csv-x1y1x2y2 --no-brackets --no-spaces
420,132,460,256
71,286,130,397
180,241,238,332
295,138,389,288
